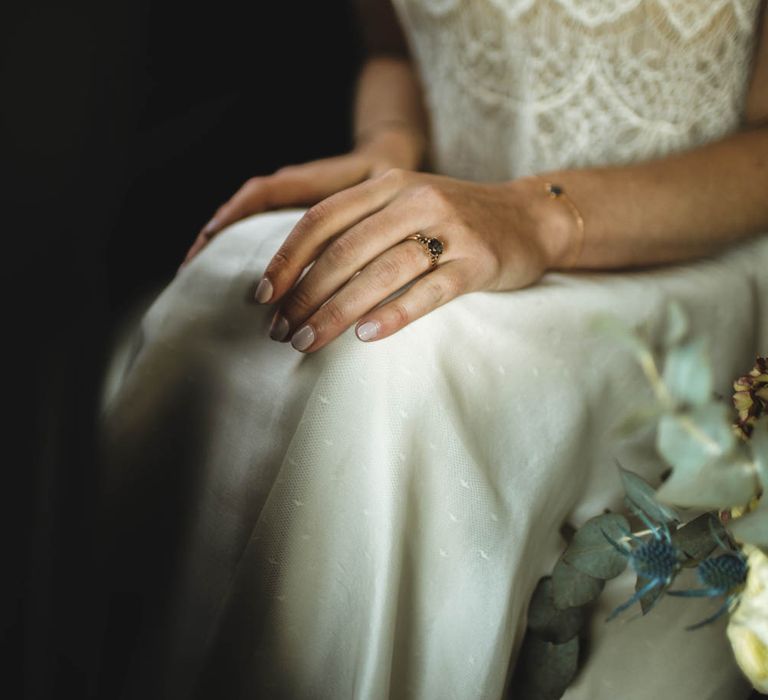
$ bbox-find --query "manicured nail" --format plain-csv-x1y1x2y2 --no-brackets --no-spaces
255,277,273,304
202,217,219,234
291,325,315,352
269,314,290,341
356,320,380,341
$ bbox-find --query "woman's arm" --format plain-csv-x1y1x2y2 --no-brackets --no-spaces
350,0,430,173
532,4,768,271
351,56,430,174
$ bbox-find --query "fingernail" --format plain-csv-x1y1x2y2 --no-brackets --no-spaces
255,276,273,303
202,216,219,234
291,325,315,352
269,314,290,341
356,320,380,341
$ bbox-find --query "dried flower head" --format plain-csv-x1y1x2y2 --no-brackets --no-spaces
733,357,768,439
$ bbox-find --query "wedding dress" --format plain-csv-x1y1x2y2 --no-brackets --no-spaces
98,1,768,698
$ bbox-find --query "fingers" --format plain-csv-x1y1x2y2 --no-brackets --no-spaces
271,196,432,330
254,167,411,304
182,226,221,267
273,230,463,353
181,154,373,267
354,259,467,344
182,175,276,266
275,234,434,351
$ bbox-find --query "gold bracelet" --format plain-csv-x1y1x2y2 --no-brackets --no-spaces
535,175,585,268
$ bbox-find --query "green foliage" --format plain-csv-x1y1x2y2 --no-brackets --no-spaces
516,303,766,698
551,557,605,609
619,463,679,525
596,299,765,555
590,302,763,514
727,415,768,547
513,574,587,698
663,300,689,348
635,573,664,614
670,512,726,567
563,513,630,579
613,403,666,437
728,501,768,547
662,336,713,408
656,403,737,474
511,634,580,700
655,441,756,509
588,314,649,356
751,415,768,487
527,577,586,643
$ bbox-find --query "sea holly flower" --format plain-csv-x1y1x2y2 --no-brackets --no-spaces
541,309,768,695
667,545,748,631
600,510,684,621
726,544,768,693
733,357,768,439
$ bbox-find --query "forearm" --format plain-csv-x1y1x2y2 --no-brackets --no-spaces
531,124,768,270
352,56,430,171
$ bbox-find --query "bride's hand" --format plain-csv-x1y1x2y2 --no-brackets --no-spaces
181,128,422,267
257,169,575,353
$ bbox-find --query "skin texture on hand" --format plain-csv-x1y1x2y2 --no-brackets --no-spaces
251,169,573,353
180,126,425,268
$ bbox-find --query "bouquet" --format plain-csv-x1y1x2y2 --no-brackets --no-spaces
511,302,767,698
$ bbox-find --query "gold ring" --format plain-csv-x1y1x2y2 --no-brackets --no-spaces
405,233,445,267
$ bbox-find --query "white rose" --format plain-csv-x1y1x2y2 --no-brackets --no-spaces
727,544,768,693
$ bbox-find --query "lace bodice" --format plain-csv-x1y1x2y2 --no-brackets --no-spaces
390,0,763,181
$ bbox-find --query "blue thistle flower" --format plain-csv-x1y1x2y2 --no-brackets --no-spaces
600,507,683,622
666,524,748,630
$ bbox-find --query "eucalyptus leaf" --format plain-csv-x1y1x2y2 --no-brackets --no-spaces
589,314,649,356
728,501,768,548
526,577,586,643
563,513,630,579
657,403,737,474
618,464,679,524
663,301,689,348
751,415,768,488
635,573,664,614
662,337,713,408
513,634,580,700
655,448,757,509
613,404,666,437
551,557,605,609
670,512,724,567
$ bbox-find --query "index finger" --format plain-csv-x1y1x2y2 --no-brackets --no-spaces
181,176,275,267
254,168,410,304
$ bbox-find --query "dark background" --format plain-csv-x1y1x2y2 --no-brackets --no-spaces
5,2,362,697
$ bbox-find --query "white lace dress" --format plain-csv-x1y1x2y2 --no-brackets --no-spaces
99,1,767,698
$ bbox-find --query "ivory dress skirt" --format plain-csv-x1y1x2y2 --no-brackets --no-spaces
98,207,767,699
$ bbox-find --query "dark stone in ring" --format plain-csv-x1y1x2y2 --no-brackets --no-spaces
428,238,444,255
406,233,444,265
547,183,564,197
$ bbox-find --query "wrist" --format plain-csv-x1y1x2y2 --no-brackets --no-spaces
514,175,585,271
353,121,427,173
